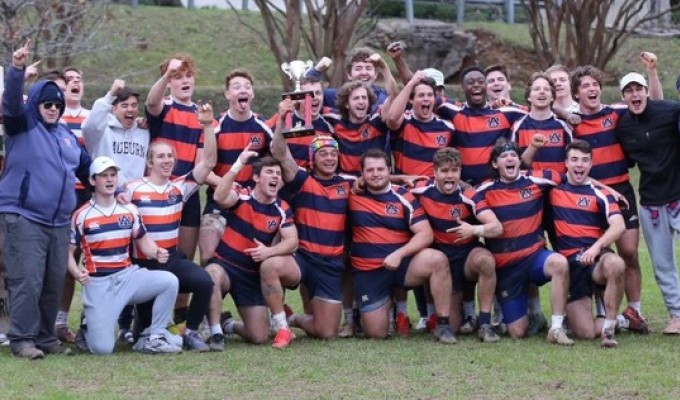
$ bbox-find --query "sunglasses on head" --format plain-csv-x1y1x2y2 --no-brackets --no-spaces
41,101,63,110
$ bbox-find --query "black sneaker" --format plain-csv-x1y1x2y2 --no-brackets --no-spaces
206,333,225,352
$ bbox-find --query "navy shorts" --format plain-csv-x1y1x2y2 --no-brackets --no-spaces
296,251,343,302
353,256,412,313
210,258,264,307
447,245,477,293
181,190,201,228
567,249,611,303
610,181,639,230
496,249,554,324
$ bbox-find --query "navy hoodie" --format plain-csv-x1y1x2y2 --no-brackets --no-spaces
0,65,90,227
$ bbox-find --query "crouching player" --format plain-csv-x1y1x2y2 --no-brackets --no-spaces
412,147,503,342
68,157,180,355
550,140,625,348
203,152,298,351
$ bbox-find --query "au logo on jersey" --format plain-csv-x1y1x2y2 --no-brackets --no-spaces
250,136,263,148
577,196,591,208
449,206,462,220
361,127,370,139
385,204,399,215
336,186,348,197
167,193,178,205
602,118,614,128
549,132,562,144
266,219,277,231
519,188,532,199
118,215,133,228
487,117,500,128
436,135,447,146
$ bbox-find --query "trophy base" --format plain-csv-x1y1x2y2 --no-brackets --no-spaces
281,89,314,100
282,126,316,139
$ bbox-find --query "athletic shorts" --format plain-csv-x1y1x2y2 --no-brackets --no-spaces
567,249,611,303
610,181,639,230
495,249,554,324
353,256,412,313
447,245,477,293
209,258,264,307
181,191,201,228
296,251,343,302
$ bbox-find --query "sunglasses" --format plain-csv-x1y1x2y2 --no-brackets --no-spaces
41,102,63,110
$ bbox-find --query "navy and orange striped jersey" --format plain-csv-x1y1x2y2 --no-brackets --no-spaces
474,169,561,268
323,112,389,176
411,182,487,258
390,114,455,177
61,108,91,190
213,111,273,186
276,112,334,170
71,200,146,276
437,102,527,185
146,99,204,177
285,169,354,258
214,188,294,272
349,184,428,271
511,114,573,173
550,181,621,258
126,174,200,259
573,106,629,185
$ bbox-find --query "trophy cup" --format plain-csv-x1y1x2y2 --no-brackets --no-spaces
281,60,315,138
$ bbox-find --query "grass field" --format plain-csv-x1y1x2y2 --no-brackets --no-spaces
3,5,680,400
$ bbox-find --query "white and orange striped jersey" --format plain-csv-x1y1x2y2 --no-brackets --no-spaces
71,200,146,276
62,108,91,191
125,173,199,259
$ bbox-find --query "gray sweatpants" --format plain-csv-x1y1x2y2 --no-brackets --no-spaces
82,265,178,354
639,203,680,318
0,213,69,353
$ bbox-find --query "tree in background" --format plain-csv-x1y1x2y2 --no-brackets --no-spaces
0,0,112,69
232,0,377,89
523,0,678,70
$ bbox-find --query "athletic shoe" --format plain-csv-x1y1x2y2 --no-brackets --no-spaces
662,315,680,335
492,321,507,336
459,315,478,334
183,331,210,352
0,333,9,346
425,313,438,333
13,346,44,360
75,328,89,352
272,327,294,349
527,312,548,336
600,327,618,348
337,321,354,338
40,343,73,356
56,325,76,343
395,312,411,337
206,333,225,352
546,327,574,346
118,328,134,345
477,323,500,343
622,306,651,334
414,317,428,332
221,311,235,337
142,336,182,354
433,325,457,344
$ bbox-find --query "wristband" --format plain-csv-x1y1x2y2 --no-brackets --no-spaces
230,159,245,174
472,225,485,237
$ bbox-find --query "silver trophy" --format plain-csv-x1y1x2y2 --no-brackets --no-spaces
280,60,315,138
281,60,314,94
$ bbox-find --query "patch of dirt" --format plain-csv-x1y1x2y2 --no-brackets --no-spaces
465,28,541,85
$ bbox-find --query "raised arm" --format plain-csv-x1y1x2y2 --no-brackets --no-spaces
2,40,30,135
191,101,217,183
213,146,258,209
640,51,662,100
270,99,302,183
146,58,182,116
83,79,124,152
520,133,547,168
384,70,427,131
386,41,414,86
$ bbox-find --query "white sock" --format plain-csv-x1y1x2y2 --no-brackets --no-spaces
528,297,541,315
396,301,408,315
463,301,476,318
629,301,641,313
56,311,69,326
616,314,629,329
602,319,616,333
272,311,288,330
550,315,564,330
210,324,223,336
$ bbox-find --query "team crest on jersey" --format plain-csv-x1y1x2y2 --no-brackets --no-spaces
336,186,348,197
449,206,462,220
436,135,447,146
519,188,532,199
601,118,614,128
167,193,178,205
266,219,277,231
385,204,399,215
361,127,370,139
577,196,591,208
250,136,263,148
118,215,133,228
549,132,562,144
487,117,500,128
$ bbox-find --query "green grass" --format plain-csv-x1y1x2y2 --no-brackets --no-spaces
3,7,680,400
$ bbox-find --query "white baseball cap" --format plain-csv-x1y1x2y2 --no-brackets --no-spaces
423,68,445,87
619,72,648,92
89,156,120,177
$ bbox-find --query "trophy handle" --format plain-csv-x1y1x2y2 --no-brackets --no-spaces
281,63,292,79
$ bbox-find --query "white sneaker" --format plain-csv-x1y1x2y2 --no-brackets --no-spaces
415,317,428,332
142,336,182,354
0,333,9,346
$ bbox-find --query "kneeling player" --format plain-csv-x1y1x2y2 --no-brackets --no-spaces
550,140,625,347
412,147,503,342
